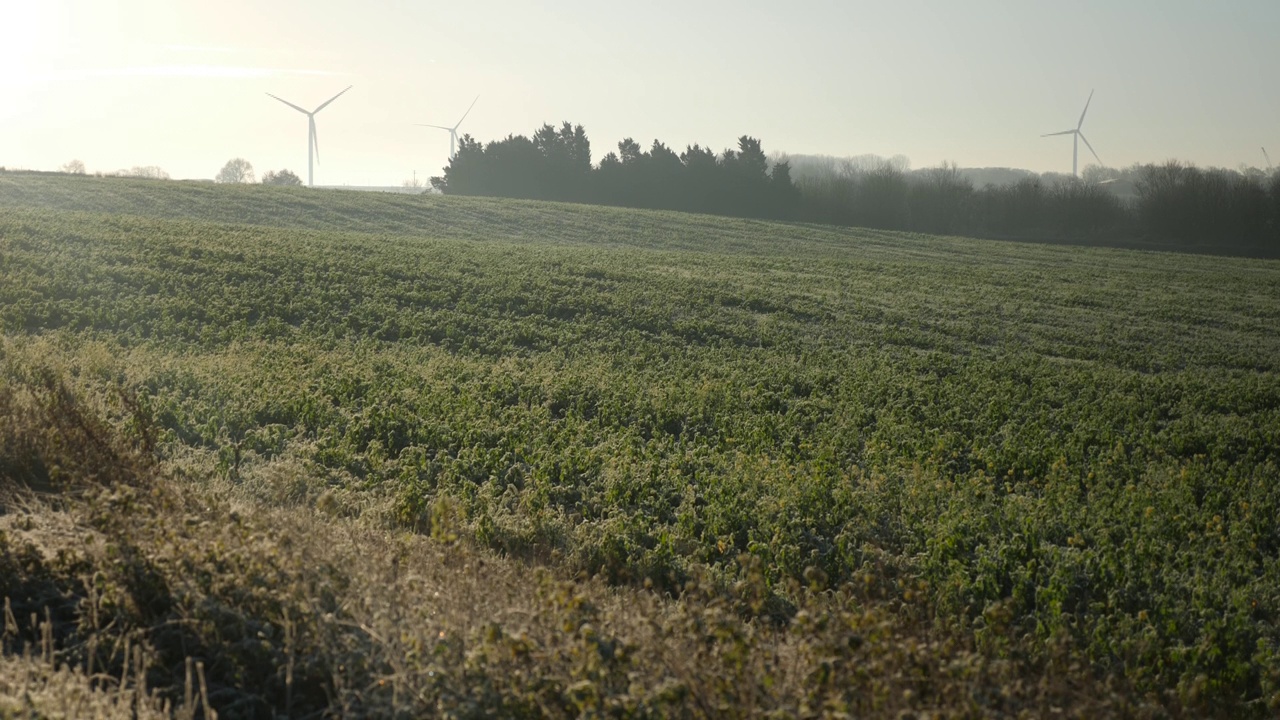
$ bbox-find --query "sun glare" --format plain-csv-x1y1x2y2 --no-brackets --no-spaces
2,3,62,87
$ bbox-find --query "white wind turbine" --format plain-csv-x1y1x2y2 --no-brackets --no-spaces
1042,90,1102,178
418,95,479,161
266,86,353,187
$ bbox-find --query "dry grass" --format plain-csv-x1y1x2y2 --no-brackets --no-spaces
0,652,181,719
0,366,1188,718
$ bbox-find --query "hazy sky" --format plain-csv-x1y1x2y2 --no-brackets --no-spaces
3,0,1278,185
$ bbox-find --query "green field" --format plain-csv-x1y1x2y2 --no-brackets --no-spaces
2,172,1279,715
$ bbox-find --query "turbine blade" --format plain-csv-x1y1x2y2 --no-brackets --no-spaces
267,93,310,115
1079,132,1102,165
453,95,479,130
417,124,454,131
310,116,319,163
1041,130,1076,137
1077,89,1094,130
313,85,353,114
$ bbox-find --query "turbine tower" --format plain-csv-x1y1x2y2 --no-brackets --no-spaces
266,86,353,187
418,95,480,161
1042,90,1101,178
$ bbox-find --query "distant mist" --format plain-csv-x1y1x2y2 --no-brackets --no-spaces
429,122,1280,256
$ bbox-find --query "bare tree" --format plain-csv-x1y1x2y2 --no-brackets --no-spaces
61,159,86,175
116,166,170,180
261,169,303,186
216,158,255,184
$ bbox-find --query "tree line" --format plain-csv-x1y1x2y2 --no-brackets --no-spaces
431,124,1280,256
431,123,798,220
792,159,1280,254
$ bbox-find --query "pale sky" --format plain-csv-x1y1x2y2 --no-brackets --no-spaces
2,0,1278,185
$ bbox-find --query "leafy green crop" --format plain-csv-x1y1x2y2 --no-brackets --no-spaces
3,173,1279,712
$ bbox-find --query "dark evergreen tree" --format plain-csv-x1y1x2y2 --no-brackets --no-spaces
433,135,487,195
532,122,592,200
680,144,720,212
618,138,643,166
484,134,544,199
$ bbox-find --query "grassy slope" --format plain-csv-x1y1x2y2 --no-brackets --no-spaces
2,172,1280,714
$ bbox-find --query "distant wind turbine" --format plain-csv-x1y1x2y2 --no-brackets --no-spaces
417,95,480,161
266,86,353,187
1264,147,1274,171
1042,90,1101,178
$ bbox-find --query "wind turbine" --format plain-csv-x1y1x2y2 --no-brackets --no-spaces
1264,147,1274,172
266,86,352,187
1042,90,1101,178
417,95,479,161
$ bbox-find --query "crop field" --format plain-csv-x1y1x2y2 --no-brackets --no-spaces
2,172,1280,716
